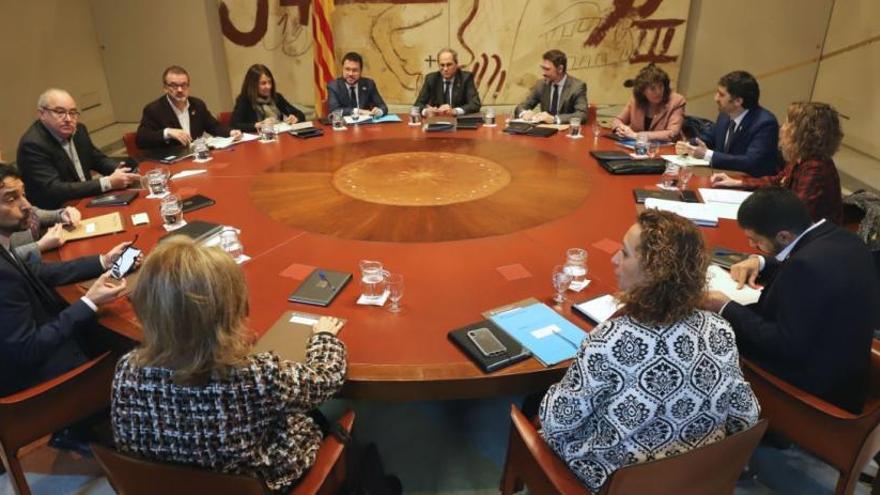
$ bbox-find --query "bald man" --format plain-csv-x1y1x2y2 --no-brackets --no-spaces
17,89,140,209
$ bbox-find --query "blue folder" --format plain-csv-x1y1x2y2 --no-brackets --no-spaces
490,303,587,366
371,114,403,124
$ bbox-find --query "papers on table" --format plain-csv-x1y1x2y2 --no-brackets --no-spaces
171,169,206,180
644,197,718,226
207,133,258,149
662,154,710,167
344,114,372,125
61,212,124,241
573,294,621,324
490,302,587,366
371,114,403,123
697,188,753,220
706,264,761,305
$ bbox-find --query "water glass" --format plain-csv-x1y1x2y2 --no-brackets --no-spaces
143,168,169,196
658,163,681,190
483,107,496,127
409,106,421,126
331,110,345,130
678,165,695,191
568,117,582,138
160,194,183,227
647,140,659,158
259,118,278,141
552,265,573,304
563,248,588,286
592,122,602,138
387,273,404,313
359,260,386,299
193,138,211,161
634,132,649,157
219,228,244,259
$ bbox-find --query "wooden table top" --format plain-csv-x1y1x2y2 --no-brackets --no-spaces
55,120,753,401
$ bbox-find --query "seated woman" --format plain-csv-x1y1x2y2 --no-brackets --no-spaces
611,64,686,142
111,237,346,493
539,209,759,491
711,102,843,224
231,64,306,133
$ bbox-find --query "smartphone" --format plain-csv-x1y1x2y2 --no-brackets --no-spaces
467,327,507,357
110,235,142,280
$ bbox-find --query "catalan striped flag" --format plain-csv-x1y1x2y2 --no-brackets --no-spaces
312,0,336,118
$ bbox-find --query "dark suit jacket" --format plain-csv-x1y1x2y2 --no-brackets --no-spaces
702,106,783,177
721,222,880,413
327,77,388,117
515,75,589,124
136,96,231,149
230,92,306,133
16,121,118,209
0,247,103,396
414,70,481,114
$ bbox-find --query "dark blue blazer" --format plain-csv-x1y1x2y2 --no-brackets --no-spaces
721,222,880,413
327,77,388,117
702,106,783,177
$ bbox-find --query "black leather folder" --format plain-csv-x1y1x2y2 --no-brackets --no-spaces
180,194,216,213
158,220,223,243
87,190,138,207
633,189,700,203
288,269,352,306
448,320,531,373
599,159,666,175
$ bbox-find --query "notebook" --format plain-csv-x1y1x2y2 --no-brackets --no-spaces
424,116,456,132
288,268,352,306
254,310,347,362
503,122,558,137
448,320,531,373
158,220,223,243
87,190,138,207
180,194,216,213
706,264,762,305
61,212,125,241
489,302,586,367
573,294,621,325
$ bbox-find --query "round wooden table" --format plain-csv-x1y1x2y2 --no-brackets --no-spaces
56,120,752,401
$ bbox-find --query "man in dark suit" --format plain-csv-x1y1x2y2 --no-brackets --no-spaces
327,52,388,118
136,65,241,149
676,71,783,177
16,89,141,209
515,49,588,125
414,48,481,117
0,163,132,397
704,188,880,413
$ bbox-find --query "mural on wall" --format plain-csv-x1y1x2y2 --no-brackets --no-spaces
219,0,690,108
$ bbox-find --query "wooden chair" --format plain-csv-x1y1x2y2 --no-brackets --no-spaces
500,404,767,495
91,410,355,495
122,132,141,157
0,352,116,495
742,346,880,495
218,111,233,127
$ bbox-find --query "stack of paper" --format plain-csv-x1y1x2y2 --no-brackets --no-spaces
344,114,372,125
662,154,710,167
208,133,259,149
490,302,586,366
644,197,719,226
698,188,752,220
573,294,621,324
706,265,761,305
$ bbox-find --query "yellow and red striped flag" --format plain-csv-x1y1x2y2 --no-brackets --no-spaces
312,0,336,118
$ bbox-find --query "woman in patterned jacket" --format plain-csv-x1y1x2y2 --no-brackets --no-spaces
111,237,346,493
539,209,760,491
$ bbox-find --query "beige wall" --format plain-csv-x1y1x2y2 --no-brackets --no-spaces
0,0,115,160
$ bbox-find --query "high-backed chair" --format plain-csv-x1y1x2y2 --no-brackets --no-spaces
742,346,880,495
91,410,355,495
218,111,233,127
0,352,116,495
500,404,767,495
122,132,141,158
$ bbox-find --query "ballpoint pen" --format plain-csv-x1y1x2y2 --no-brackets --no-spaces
318,270,336,292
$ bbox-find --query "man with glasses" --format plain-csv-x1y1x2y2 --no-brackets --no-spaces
136,65,241,149
414,48,481,117
16,89,140,210
516,49,588,125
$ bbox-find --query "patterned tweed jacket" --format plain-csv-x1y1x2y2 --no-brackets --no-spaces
539,310,760,491
111,333,346,492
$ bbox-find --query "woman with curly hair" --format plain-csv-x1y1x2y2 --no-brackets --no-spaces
539,210,759,491
611,64,686,141
711,101,843,223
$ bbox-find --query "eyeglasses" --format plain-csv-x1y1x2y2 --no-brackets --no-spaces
41,107,81,119
164,82,190,90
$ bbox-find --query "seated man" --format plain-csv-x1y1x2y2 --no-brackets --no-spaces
704,187,880,413
16,89,140,209
414,48,481,117
327,51,388,118
515,49,588,125
0,163,133,397
676,71,783,176
136,65,241,149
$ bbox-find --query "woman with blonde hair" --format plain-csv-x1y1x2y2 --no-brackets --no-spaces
539,209,759,491
611,64,686,141
111,237,346,493
711,101,844,223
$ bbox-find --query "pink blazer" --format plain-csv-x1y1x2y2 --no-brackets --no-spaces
612,92,686,141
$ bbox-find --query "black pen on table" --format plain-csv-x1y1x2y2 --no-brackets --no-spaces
318,270,336,291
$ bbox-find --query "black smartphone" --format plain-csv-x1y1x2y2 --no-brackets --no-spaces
110,235,142,280
467,327,507,357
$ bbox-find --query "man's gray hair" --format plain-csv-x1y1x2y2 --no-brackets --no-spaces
437,48,458,63
37,88,73,109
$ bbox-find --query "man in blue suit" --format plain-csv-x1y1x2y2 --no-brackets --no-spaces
676,71,783,177
327,52,388,117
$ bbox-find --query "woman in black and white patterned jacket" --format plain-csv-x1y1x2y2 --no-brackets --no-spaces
539,209,760,491
111,237,346,493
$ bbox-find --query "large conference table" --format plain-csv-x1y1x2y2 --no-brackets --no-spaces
56,119,753,401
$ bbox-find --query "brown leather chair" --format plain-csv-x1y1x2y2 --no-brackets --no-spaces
742,346,880,495
500,404,767,495
0,352,116,495
218,111,233,127
91,410,355,495
122,132,141,157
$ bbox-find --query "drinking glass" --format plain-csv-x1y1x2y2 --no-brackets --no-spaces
259,118,278,141
592,122,602,139
387,273,404,313
193,137,211,161
658,163,681,190
568,117,582,138
331,110,345,130
634,132,649,157
552,265,573,304
563,248,588,286
678,165,695,191
359,260,386,299
143,168,169,196
647,140,659,158
160,194,183,227
483,107,496,127
409,106,421,126
219,228,244,260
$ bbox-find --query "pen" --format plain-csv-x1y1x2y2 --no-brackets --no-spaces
318,270,336,291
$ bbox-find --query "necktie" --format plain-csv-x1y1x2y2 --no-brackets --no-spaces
549,84,559,115
349,85,357,109
443,80,451,106
64,140,87,182
723,120,737,153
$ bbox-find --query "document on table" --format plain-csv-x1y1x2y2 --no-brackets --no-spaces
662,154,711,167
573,294,621,324
706,264,761,305
698,188,752,205
490,302,586,366
644,197,719,226
344,114,373,125
208,133,258,149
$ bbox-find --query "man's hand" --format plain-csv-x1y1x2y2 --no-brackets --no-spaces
675,138,708,158
730,255,762,289
230,129,243,141
436,104,453,116
312,316,344,336
711,172,743,188
702,290,731,313
534,111,554,124
84,271,127,306
37,223,66,252
107,167,141,190
369,107,382,116
101,241,133,268
424,106,437,117
284,114,299,125
614,124,637,139
166,128,192,146
61,206,81,227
